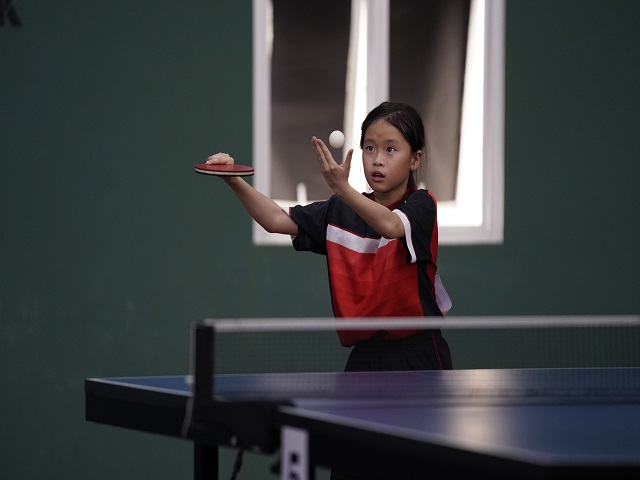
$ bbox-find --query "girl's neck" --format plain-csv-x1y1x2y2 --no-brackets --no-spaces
371,187,412,207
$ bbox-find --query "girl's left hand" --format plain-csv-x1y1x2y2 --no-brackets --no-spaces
310,136,354,193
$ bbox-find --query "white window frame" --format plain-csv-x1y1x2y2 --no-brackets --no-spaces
252,0,504,246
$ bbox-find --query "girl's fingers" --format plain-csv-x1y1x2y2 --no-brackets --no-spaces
205,152,234,165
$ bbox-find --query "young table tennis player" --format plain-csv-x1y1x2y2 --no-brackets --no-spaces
205,102,453,373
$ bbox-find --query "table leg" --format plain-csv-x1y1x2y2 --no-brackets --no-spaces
194,442,218,480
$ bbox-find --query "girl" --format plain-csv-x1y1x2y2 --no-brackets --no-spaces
206,101,452,372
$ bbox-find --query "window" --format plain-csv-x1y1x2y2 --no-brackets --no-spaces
252,0,504,245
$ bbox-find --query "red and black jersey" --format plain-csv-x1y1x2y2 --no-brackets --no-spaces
290,188,444,347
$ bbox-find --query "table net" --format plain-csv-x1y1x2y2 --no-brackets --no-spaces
201,315,640,375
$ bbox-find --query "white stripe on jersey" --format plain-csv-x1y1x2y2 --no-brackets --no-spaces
393,209,416,263
326,224,393,253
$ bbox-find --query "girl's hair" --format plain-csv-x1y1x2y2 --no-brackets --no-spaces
359,102,428,189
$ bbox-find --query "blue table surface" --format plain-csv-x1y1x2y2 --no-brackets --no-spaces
88,368,640,466
93,367,640,402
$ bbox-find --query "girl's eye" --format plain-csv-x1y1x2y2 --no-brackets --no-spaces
365,145,374,152
386,146,396,153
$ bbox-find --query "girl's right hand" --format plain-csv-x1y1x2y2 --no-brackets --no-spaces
205,152,234,165
204,152,240,184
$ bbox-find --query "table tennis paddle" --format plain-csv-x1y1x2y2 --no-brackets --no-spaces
194,163,254,176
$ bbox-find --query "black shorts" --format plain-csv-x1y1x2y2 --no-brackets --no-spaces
343,329,453,372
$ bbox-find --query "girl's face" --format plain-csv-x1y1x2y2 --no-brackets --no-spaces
362,119,421,205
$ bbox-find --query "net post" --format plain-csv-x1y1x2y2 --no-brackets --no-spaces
193,321,214,399
191,320,217,480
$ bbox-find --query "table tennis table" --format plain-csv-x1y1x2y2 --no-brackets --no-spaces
85,365,640,480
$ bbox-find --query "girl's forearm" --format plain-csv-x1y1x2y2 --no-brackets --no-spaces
335,186,405,239
224,177,298,235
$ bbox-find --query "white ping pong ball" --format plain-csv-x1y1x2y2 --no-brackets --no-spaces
329,130,345,149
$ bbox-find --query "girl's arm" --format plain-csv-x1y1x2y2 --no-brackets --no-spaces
206,153,298,235
309,138,406,239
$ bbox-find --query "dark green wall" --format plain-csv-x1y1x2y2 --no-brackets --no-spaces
1,1,639,479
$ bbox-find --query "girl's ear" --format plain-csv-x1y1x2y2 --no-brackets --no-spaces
411,150,422,171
